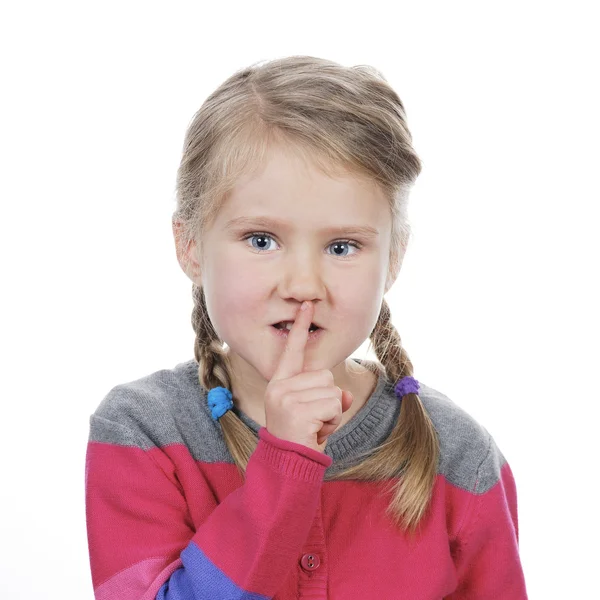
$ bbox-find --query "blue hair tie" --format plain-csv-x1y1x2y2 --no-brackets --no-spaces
394,376,419,400
207,386,234,421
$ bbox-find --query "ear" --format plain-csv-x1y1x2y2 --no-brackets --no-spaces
172,220,202,285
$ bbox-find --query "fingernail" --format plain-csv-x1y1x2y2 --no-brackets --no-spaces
301,301,308,311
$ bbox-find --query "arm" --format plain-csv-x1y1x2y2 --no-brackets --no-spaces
85,417,331,600
447,434,529,599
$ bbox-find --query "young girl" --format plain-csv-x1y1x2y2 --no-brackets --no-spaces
85,56,528,599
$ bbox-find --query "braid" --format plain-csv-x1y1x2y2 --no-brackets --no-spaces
369,298,412,384
191,284,259,476
372,298,439,535
192,284,232,392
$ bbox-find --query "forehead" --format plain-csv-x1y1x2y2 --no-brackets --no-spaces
215,145,390,232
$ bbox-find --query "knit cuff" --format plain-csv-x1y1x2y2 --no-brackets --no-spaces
256,427,333,481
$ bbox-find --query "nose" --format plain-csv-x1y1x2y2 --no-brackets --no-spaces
276,250,325,301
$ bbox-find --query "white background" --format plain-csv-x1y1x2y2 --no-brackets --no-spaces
1,1,598,598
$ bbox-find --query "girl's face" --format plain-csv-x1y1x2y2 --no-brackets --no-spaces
184,144,393,387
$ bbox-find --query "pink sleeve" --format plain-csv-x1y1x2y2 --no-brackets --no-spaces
447,438,529,599
86,417,332,600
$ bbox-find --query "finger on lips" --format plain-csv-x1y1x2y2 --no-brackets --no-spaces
272,300,313,382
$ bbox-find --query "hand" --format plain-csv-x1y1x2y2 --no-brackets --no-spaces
264,301,354,453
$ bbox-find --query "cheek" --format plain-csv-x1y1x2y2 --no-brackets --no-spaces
342,260,384,297
344,265,387,330
329,268,384,326
203,255,265,338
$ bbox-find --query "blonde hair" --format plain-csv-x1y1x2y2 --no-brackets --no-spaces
172,56,440,538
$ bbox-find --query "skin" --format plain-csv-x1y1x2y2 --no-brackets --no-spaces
174,142,397,430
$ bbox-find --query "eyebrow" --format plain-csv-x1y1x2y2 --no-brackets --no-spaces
224,216,380,238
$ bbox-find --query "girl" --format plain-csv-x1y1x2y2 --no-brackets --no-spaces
85,56,528,599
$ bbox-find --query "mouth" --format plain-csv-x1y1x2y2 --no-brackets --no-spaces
270,321,324,341
272,321,321,333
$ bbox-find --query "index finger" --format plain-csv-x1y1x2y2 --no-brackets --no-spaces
270,300,313,382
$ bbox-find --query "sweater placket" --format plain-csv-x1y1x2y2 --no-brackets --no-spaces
296,496,328,598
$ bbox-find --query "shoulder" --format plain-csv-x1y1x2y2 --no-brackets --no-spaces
89,359,221,453
418,382,507,493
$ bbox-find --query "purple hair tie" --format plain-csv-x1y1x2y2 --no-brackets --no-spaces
394,376,420,400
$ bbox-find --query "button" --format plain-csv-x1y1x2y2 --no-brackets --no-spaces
300,553,321,571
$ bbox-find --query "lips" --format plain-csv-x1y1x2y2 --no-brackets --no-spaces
273,321,321,332
270,323,325,342
272,318,323,329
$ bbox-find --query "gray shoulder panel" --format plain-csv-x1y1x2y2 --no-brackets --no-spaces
418,382,506,494
88,360,231,463
88,359,507,493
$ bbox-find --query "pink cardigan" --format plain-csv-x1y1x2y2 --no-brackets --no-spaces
85,358,528,598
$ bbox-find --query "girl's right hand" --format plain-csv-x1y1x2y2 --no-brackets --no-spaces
265,300,353,453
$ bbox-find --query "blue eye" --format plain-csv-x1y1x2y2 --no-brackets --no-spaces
242,232,362,258
246,233,276,252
